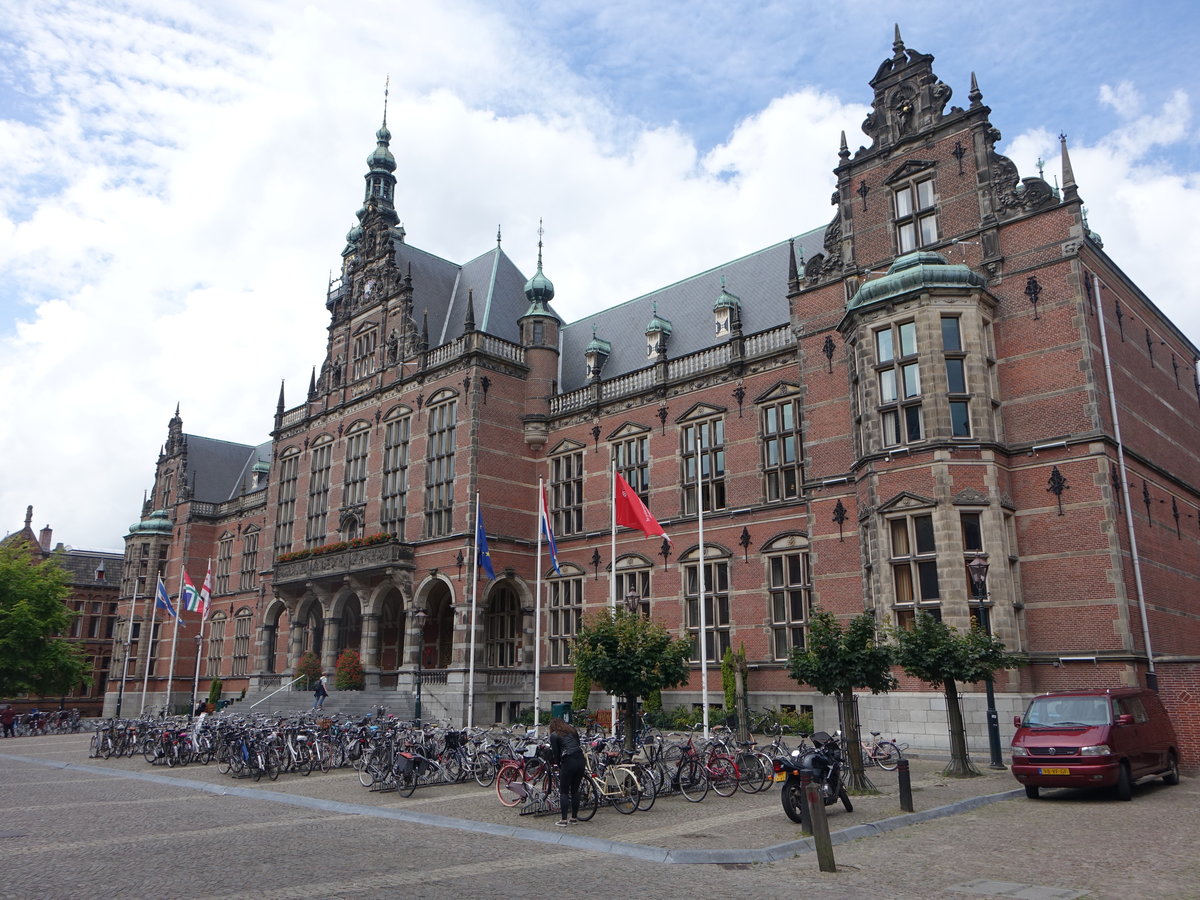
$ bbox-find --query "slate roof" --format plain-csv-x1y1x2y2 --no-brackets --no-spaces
52,547,123,585
182,436,270,504
393,224,825,395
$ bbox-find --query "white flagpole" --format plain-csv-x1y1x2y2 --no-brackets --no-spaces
534,478,544,733
190,559,210,718
467,494,480,729
609,457,618,735
140,577,161,715
166,571,183,715
696,432,710,739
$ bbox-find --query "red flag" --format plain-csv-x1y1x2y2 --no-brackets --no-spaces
199,562,213,621
614,472,669,541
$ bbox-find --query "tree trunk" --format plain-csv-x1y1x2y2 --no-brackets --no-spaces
734,667,750,744
623,694,639,752
942,680,981,778
838,692,876,792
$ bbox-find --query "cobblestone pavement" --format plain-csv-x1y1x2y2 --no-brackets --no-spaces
2,733,1196,899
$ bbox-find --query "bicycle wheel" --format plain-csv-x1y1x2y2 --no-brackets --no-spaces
358,752,379,788
708,756,739,796
396,767,418,797
631,763,656,811
875,741,902,771
442,754,463,784
316,742,333,774
677,758,709,802
142,738,159,765
216,744,233,775
574,778,600,821
266,747,283,782
607,769,638,814
735,751,769,794
473,754,498,787
495,762,524,807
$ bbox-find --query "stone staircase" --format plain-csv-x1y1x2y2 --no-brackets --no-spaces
228,687,418,721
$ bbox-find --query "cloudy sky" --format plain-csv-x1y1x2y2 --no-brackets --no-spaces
2,0,1197,551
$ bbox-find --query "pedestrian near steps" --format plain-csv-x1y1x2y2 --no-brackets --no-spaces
312,675,328,710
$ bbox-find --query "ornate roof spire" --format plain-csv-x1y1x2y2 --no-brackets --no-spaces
892,23,905,59
787,237,800,290
1059,132,1079,202
523,218,558,315
464,289,476,332
839,130,850,162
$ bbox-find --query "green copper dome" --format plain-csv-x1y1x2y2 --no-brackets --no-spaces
367,125,396,173
129,509,173,535
848,251,985,311
524,264,555,307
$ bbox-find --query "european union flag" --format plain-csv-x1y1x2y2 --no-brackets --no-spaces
476,507,496,580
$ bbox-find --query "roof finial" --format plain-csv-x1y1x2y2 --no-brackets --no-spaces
537,218,545,270
968,72,983,108
496,224,502,246
465,288,476,332
893,23,905,59
24,505,33,529
382,75,390,129
839,130,850,162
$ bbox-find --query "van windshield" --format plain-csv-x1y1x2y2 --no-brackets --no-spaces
1023,696,1111,727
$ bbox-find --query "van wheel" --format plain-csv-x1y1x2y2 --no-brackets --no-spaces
1163,752,1180,786
1024,784,1039,799
1114,762,1133,801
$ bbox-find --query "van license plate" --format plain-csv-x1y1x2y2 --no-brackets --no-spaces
773,772,787,782
1039,767,1070,775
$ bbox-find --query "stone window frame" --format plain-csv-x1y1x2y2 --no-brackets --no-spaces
941,315,972,438
381,408,411,539
758,385,804,503
611,426,651,507
274,449,300,556
484,584,520,668
206,612,226,678
239,527,259,592
549,442,585,537
680,406,727,515
231,607,253,677
614,554,653,617
763,534,812,660
887,507,941,629
305,437,334,548
893,176,938,254
547,564,585,667
215,532,235,595
681,545,731,664
351,323,379,381
875,320,923,447
343,421,371,509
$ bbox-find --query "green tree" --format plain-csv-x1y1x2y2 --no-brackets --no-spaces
892,612,1020,778
571,664,592,714
572,607,692,750
787,610,897,790
0,542,90,697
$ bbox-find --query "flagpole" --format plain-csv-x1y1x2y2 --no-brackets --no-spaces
166,570,183,716
467,494,480,729
609,457,618,735
140,577,161,715
696,433,710,739
534,478,544,733
189,559,212,720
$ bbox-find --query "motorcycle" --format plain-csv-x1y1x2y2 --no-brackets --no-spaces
775,730,853,823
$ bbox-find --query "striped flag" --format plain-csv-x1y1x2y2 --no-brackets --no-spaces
199,562,213,620
155,574,184,625
539,482,562,576
181,571,201,613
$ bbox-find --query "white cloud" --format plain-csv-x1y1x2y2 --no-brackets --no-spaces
1,1,1197,551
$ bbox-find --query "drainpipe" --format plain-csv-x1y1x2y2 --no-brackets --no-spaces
1092,271,1157,689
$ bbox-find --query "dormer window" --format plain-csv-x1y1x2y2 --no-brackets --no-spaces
645,304,672,360
894,178,938,253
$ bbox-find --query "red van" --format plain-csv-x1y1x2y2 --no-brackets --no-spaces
1010,688,1180,800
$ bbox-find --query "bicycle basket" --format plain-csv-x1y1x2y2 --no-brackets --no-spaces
522,743,539,759
393,753,415,775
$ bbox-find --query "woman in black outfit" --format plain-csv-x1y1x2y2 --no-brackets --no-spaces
548,717,585,826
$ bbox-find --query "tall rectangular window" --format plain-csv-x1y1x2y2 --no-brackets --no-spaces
274,452,299,555
239,529,259,591
551,450,584,536
615,567,651,616
769,551,811,659
761,398,802,501
683,418,726,515
216,537,234,595
344,427,370,509
876,322,922,446
352,328,378,381
942,315,971,437
548,575,584,666
306,443,332,548
685,560,730,663
424,399,457,537
231,612,251,677
381,415,410,538
614,434,650,505
890,513,939,608
206,614,225,677
895,178,938,253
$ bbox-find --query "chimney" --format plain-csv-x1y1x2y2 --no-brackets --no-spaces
39,524,52,551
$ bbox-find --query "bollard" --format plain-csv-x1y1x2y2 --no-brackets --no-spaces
798,771,812,834
805,782,836,873
898,758,913,812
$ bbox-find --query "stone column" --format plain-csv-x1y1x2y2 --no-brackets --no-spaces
322,617,340,674
360,612,380,689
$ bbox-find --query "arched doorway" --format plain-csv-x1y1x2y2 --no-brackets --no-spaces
378,588,405,672
304,604,324,658
339,596,362,655
423,580,453,669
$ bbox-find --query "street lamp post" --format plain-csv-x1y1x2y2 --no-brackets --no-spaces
968,553,1007,770
412,607,427,724
115,638,132,718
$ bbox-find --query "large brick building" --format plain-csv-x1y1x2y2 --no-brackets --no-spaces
107,32,1200,760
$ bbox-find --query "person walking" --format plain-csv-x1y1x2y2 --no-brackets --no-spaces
312,674,329,710
1,705,15,738
548,716,585,826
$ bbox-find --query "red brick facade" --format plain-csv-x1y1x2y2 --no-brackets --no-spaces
108,36,1199,759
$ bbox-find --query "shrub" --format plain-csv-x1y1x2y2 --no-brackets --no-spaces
207,678,222,705
295,651,322,689
335,648,365,690
571,665,592,712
